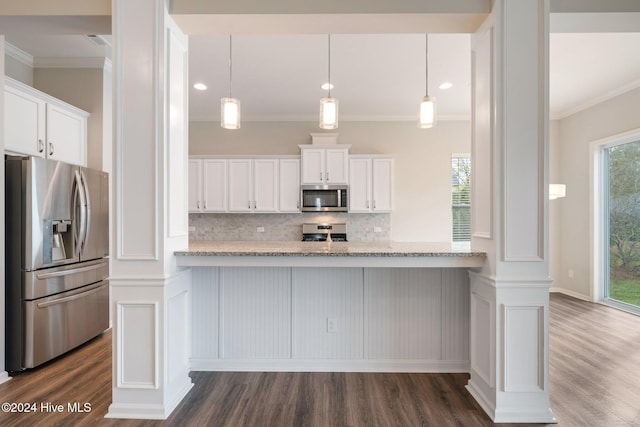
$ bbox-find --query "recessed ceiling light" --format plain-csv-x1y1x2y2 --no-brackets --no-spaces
321,82,334,91
193,83,208,91
439,82,453,90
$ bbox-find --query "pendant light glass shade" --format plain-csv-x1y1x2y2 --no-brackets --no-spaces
221,35,240,130
418,95,436,129
418,34,436,129
319,34,338,129
221,97,241,129
319,97,338,129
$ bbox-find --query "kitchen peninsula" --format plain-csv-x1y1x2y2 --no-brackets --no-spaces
176,241,485,372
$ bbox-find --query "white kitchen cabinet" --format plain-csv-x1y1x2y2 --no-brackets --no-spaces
203,159,228,212
279,158,300,212
299,145,349,185
189,159,228,212
228,159,278,213
349,157,394,213
4,77,88,166
188,159,203,212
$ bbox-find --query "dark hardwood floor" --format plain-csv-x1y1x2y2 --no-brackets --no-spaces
1,293,639,426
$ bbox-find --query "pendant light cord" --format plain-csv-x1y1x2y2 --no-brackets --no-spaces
425,33,429,97
229,35,233,99
328,34,332,98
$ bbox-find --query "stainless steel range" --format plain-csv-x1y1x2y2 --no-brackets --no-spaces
302,223,347,242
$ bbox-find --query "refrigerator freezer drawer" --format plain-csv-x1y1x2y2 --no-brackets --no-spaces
24,259,109,300
23,280,109,369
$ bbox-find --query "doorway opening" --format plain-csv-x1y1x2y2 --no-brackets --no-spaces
602,138,640,313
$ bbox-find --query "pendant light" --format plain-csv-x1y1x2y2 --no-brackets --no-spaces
418,34,436,129
221,35,240,130
319,34,338,129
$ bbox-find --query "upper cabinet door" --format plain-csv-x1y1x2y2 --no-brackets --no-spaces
372,158,394,212
301,148,324,184
203,159,228,212
188,159,203,212
46,103,87,166
279,159,300,212
253,159,278,212
228,159,253,212
4,84,46,157
325,148,349,184
349,158,371,212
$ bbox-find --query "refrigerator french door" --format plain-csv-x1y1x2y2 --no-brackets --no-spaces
5,156,109,372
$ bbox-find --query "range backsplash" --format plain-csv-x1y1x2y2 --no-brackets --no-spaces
189,213,391,242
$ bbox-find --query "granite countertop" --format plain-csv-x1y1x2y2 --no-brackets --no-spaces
175,241,486,258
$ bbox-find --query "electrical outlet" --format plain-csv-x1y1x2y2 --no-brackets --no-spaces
568,269,574,279
188,226,196,232
257,227,265,233
373,226,382,233
327,317,338,333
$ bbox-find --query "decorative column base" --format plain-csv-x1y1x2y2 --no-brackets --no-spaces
106,269,192,420
467,271,556,423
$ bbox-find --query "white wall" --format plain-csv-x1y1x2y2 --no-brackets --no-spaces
552,87,640,298
33,67,106,171
190,120,470,242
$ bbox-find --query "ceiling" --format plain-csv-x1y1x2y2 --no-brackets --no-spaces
5,32,640,121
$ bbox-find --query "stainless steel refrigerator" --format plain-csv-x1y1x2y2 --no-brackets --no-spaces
5,156,109,372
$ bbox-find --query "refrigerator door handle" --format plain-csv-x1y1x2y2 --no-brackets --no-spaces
80,170,91,253
73,170,87,258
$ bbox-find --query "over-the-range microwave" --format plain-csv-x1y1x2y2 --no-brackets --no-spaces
300,185,349,212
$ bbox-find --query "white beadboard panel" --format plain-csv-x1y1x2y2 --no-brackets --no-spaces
441,269,470,361
220,267,291,359
503,305,544,392
190,267,219,359
116,302,158,389
365,268,442,360
292,268,364,359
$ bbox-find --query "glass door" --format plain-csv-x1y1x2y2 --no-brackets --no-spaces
604,140,640,312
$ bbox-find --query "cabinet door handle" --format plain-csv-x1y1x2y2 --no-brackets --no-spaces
204,202,207,210
373,200,377,209
38,139,44,153
49,142,54,156
320,172,323,181
326,172,330,182
366,200,370,209
248,201,251,209
253,201,257,209
197,201,200,210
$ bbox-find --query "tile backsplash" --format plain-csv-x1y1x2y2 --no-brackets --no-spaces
189,213,391,242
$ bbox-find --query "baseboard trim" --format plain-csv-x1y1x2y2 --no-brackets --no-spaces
105,381,193,420
190,358,470,373
0,371,11,385
549,287,592,302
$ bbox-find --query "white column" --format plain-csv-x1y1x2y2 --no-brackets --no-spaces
468,0,555,423
107,0,192,419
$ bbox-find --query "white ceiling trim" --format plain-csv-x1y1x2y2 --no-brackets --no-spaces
551,79,640,120
4,42,34,67
34,56,111,69
189,113,470,123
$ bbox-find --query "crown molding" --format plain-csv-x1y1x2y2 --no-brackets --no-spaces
34,56,111,69
552,79,640,120
4,42,34,67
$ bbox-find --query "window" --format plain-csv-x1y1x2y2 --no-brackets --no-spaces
451,155,471,242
